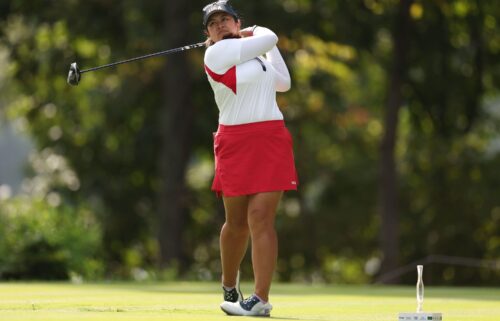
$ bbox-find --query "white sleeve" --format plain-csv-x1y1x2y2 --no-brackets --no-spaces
204,26,278,73
266,46,291,92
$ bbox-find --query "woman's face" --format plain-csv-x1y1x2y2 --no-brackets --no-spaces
206,12,241,43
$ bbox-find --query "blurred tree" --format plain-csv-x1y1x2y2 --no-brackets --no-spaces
378,0,414,284
1,0,498,284
156,0,196,270
395,0,500,284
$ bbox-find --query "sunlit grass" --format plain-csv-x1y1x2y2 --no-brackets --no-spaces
0,282,498,320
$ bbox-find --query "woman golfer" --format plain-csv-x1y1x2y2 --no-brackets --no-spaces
202,0,298,317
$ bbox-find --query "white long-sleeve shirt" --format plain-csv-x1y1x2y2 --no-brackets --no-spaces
204,26,291,125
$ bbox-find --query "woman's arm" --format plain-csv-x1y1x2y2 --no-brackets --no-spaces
266,46,291,92
204,26,278,72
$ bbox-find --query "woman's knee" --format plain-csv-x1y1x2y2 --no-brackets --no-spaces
223,218,249,234
247,207,275,232
248,195,280,232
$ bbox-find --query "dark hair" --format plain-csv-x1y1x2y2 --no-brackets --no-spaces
205,31,242,47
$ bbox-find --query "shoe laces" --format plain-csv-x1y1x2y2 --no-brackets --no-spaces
240,294,260,311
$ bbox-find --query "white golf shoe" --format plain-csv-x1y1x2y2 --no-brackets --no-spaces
220,294,273,317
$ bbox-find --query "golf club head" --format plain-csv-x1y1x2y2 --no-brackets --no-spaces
67,62,81,86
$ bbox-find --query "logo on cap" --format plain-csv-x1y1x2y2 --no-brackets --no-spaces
203,1,239,27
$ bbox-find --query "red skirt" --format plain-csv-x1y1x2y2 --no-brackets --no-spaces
212,120,298,197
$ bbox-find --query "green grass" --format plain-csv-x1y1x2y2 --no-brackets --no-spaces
0,282,498,320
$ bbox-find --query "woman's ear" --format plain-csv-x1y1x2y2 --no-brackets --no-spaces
204,30,211,42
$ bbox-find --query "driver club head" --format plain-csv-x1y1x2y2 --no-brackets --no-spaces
67,62,81,86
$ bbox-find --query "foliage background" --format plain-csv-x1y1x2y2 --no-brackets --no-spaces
0,0,498,285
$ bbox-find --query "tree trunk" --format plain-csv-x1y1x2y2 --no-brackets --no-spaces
377,0,413,284
157,0,194,269
463,0,484,133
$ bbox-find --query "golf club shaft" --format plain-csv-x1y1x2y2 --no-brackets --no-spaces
80,42,206,74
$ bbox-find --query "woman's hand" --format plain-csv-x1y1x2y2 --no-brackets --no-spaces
240,25,257,38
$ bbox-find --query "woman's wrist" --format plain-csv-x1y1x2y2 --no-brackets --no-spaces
240,25,257,37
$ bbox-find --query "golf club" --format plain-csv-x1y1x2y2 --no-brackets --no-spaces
67,42,205,86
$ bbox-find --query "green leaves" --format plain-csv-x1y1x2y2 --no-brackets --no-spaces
1,0,499,284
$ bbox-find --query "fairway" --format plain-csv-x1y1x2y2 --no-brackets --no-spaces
0,282,498,321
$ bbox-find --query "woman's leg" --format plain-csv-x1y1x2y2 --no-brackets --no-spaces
247,191,283,302
220,195,250,287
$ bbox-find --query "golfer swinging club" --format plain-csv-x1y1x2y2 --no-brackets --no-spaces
202,0,298,317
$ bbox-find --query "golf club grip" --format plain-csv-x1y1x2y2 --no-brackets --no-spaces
80,42,205,74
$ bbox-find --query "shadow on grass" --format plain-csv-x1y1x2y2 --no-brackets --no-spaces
270,317,324,321
104,282,500,302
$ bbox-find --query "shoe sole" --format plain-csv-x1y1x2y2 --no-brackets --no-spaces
220,306,271,317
